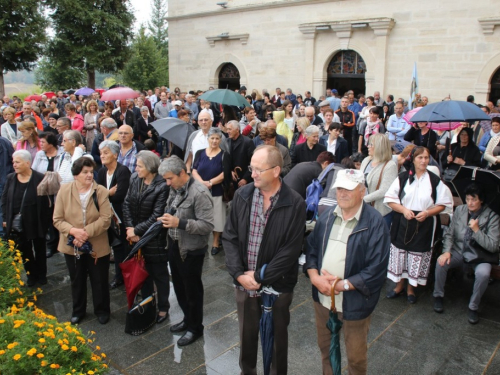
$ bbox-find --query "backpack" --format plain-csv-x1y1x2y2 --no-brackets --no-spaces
305,163,339,219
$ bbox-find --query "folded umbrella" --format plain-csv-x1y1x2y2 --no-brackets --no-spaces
199,89,251,108
151,118,196,150
259,264,278,375
327,279,343,375
75,87,95,96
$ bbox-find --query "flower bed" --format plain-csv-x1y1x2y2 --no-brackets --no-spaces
0,239,109,374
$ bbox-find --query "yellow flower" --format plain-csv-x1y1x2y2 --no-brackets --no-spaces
61,344,69,351
41,360,48,366
13,354,21,361
76,336,86,343
88,371,95,375
37,353,44,359
56,326,64,332
7,342,18,349
101,353,106,358
71,346,78,352
19,280,24,286
50,364,60,369
96,346,100,350
102,364,108,368
39,338,46,343
27,348,37,356
0,319,4,324
0,350,5,355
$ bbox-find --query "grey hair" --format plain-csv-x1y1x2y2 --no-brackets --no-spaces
305,125,320,137
141,106,149,112
226,120,240,132
304,106,315,115
23,101,32,108
136,150,160,174
63,130,83,146
159,155,186,176
99,140,120,155
185,94,192,99
13,149,32,163
207,127,222,138
101,118,117,129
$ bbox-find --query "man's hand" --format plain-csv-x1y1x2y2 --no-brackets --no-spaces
238,179,248,187
109,185,117,197
437,252,451,267
237,274,261,291
311,270,338,296
159,213,180,228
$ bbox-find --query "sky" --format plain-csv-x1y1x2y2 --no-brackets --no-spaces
130,0,153,32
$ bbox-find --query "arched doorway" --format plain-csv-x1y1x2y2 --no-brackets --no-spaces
327,50,366,96
218,63,240,90
489,67,500,104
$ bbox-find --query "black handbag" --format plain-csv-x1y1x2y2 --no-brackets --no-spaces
124,293,157,336
390,211,434,252
11,175,32,233
463,240,499,265
443,168,459,182
92,191,122,247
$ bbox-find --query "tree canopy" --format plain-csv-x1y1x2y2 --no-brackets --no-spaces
34,57,86,92
0,0,48,96
148,0,169,55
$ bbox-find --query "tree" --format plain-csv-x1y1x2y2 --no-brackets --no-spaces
122,27,168,91
148,0,169,55
34,57,86,92
0,0,48,96
45,0,134,89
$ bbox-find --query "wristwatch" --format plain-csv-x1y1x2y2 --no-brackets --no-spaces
343,279,349,291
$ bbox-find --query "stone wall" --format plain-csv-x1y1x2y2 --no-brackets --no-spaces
168,0,500,103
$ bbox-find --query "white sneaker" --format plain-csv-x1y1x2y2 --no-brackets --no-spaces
298,254,306,265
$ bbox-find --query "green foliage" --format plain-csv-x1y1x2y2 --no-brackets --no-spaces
34,57,86,92
45,0,134,88
148,0,169,55
0,0,48,95
122,27,168,91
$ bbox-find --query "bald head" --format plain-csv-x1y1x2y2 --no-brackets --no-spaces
198,111,213,132
265,119,277,130
118,125,134,146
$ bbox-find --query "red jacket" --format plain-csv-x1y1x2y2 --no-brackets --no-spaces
15,111,43,131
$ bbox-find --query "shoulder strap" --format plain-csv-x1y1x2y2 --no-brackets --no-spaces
92,190,99,211
428,171,440,204
374,161,390,191
318,163,337,183
398,171,410,202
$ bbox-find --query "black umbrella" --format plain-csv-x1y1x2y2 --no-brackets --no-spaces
108,83,125,89
259,264,278,375
151,118,196,150
410,100,491,123
452,166,500,216
64,89,76,95
327,279,342,375
124,221,164,262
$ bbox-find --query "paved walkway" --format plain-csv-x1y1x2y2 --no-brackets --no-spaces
38,250,500,375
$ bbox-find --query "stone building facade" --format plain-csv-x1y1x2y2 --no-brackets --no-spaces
167,0,500,104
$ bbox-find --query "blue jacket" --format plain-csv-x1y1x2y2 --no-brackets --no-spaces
306,203,390,320
0,136,14,186
319,135,349,164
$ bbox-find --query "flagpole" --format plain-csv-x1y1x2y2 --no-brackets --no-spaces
409,62,419,110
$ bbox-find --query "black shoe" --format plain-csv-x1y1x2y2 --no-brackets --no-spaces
170,321,188,333
46,250,56,258
468,309,479,324
109,279,124,290
211,247,220,256
70,315,85,325
98,314,110,325
433,297,444,313
157,313,168,324
177,331,203,346
386,289,405,299
37,277,48,286
407,294,417,304
26,277,37,287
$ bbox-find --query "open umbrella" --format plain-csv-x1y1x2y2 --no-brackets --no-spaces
151,118,196,150
410,100,491,124
95,88,106,95
259,264,278,375
451,166,500,216
199,89,251,108
327,279,342,375
42,91,56,99
403,107,461,131
64,89,76,95
75,87,95,96
101,87,139,102
24,94,42,102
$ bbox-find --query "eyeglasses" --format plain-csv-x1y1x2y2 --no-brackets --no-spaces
248,166,276,175
118,132,132,135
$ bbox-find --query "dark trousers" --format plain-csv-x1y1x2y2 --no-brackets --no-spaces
64,253,110,317
46,201,59,253
141,262,170,313
235,288,293,375
343,126,354,156
168,238,205,335
18,237,47,281
112,223,128,283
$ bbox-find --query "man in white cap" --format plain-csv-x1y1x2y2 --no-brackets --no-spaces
305,169,390,375
169,100,183,118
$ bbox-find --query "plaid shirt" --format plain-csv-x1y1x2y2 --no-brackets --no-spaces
166,180,189,241
239,184,281,297
118,142,138,173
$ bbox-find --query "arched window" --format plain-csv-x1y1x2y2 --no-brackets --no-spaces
326,50,366,96
218,63,240,90
489,67,500,104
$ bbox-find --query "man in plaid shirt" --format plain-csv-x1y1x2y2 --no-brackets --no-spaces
223,145,306,375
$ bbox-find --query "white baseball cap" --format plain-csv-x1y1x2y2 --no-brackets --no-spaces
332,169,365,190
174,100,183,106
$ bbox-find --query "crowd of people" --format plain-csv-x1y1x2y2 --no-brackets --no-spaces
1,86,499,374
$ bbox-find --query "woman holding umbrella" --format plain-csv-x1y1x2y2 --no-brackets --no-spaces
122,150,170,323
404,121,438,157
441,127,481,180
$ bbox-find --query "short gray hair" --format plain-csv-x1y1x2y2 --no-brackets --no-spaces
13,149,32,163
99,140,120,155
305,125,319,137
226,120,240,132
136,150,160,174
207,127,222,138
63,130,83,146
141,106,149,112
159,155,186,176
101,118,117,129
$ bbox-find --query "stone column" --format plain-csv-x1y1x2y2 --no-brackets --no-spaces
299,25,317,94
369,20,395,94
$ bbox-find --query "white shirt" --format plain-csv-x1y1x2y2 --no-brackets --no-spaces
326,138,337,155
191,131,209,159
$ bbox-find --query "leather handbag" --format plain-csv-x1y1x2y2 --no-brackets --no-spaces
124,293,157,336
222,166,242,203
463,240,499,265
11,175,32,233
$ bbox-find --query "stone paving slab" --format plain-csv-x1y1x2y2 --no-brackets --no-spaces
35,250,500,375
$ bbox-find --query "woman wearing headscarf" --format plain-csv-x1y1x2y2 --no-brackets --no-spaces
384,147,452,304
441,127,481,181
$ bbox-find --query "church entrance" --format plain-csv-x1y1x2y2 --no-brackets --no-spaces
489,67,500,104
218,63,240,90
326,50,366,97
